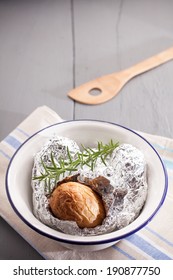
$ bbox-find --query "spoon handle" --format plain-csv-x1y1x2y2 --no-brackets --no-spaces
120,47,173,80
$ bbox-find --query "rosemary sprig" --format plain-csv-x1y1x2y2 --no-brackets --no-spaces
33,139,119,191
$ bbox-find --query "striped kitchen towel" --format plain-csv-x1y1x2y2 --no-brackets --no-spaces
0,106,173,260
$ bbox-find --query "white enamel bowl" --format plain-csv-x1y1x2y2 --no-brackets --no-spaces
6,120,168,251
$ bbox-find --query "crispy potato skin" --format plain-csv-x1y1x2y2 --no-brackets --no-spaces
49,182,106,228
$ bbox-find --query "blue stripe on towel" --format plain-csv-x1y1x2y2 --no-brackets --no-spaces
163,159,173,170
152,143,173,153
16,127,30,138
112,244,135,260
146,227,173,247
150,142,173,170
4,135,21,150
126,234,172,260
0,149,11,160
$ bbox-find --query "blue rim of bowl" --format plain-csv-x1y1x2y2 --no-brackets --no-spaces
6,120,168,246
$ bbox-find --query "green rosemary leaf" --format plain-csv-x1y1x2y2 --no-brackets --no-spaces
50,152,57,169
88,147,95,154
66,167,78,172
33,175,46,180
101,155,107,166
45,166,58,170
33,139,119,193
91,160,94,171
67,146,72,163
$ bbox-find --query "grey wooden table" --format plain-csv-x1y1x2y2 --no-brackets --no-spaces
0,0,173,259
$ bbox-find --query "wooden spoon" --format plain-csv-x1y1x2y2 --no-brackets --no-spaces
68,47,173,105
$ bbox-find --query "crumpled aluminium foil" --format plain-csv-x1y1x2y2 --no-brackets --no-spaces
32,136,148,236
